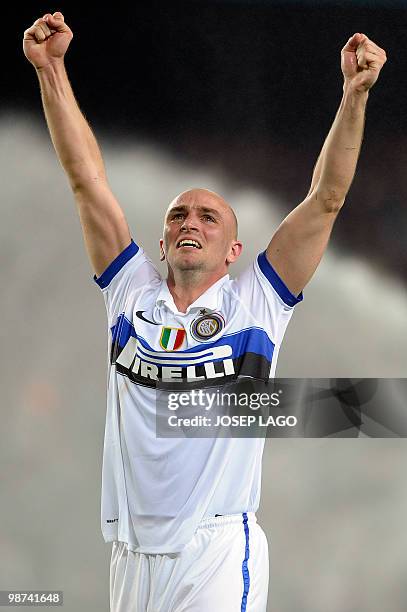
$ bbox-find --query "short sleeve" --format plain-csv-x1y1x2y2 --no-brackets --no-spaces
93,239,161,325
234,251,303,346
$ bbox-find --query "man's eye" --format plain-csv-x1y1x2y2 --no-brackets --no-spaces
172,214,184,220
203,215,215,222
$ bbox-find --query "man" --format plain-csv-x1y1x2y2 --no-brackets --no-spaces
23,11,386,612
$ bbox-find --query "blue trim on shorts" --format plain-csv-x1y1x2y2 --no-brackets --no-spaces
241,513,250,612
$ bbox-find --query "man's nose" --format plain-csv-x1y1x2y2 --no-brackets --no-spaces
181,216,198,231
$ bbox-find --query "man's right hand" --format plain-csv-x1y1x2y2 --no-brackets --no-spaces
23,12,73,70
24,10,132,278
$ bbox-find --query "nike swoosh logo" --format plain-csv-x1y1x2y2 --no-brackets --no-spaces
135,310,160,325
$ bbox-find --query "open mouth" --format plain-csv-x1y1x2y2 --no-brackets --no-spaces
176,239,202,249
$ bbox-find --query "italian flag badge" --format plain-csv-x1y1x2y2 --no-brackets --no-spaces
160,327,186,351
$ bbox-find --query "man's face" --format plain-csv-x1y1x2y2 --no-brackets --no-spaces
160,189,242,275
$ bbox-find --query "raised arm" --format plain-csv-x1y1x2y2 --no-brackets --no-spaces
266,33,387,297
23,12,131,277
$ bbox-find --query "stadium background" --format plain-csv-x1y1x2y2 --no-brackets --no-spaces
1,1,406,610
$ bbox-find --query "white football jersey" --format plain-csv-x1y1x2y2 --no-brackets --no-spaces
94,240,302,553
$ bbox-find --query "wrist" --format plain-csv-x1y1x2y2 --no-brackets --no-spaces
343,78,369,100
341,80,369,118
35,58,65,75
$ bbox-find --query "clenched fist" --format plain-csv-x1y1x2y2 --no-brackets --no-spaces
23,12,73,70
341,33,387,93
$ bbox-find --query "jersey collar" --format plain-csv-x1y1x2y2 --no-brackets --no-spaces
156,274,230,315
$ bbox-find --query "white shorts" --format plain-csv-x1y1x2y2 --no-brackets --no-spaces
110,512,269,612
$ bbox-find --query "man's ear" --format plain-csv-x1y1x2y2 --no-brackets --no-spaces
159,238,166,261
226,241,243,264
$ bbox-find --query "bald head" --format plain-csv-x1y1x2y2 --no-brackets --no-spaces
166,188,238,240
160,187,243,275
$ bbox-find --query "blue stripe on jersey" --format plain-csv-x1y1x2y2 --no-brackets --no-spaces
111,314,137,344
257,251,303,307
111,314,275,364
241,513,250,612
94,240,139,289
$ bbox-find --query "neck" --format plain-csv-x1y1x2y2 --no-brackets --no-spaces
166,268,228,313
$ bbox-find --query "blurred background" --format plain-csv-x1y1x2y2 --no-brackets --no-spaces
1,1,407,610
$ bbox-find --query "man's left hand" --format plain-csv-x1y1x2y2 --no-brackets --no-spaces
341,33,387,93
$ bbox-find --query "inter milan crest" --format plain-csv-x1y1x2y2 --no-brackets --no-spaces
160,327,186,351
191,312,225,342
